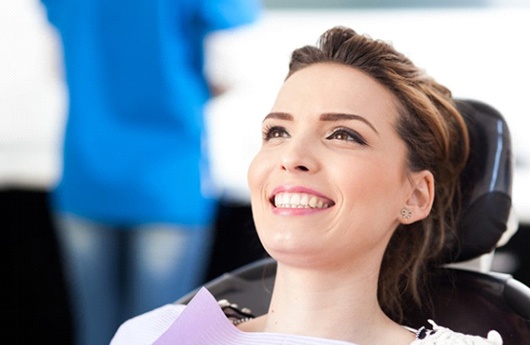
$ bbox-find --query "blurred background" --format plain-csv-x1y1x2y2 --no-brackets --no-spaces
6,0,529,343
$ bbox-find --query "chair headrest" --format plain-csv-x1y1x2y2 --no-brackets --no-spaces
440,99,514,263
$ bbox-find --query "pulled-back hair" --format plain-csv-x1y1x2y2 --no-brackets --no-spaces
287,26,469,322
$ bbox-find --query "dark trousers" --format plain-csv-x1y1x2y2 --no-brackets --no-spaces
7,189,75,344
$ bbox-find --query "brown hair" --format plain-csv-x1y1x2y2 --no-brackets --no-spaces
287,26,469,321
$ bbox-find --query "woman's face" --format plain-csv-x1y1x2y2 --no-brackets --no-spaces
248,63,415,269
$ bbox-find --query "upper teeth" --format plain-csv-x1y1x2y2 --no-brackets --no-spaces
274,193,330,209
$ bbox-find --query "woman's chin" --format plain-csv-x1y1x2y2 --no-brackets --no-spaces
262,240,324,268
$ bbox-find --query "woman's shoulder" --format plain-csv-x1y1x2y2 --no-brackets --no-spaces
411,320,503,345
110,303,186,345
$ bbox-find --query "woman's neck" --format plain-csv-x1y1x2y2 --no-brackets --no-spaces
240,261,415,345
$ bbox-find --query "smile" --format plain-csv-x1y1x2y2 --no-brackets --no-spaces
273,192,333,209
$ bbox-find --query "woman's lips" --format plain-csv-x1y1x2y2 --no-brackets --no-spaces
270,186,335,209
273,192,332,209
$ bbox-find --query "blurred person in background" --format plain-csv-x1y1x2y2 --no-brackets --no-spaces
3,0,73,343
39,0,262,344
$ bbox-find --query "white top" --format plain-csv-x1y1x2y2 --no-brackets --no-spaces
110,287,502,345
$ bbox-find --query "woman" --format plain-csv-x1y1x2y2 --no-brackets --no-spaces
111,26,502,345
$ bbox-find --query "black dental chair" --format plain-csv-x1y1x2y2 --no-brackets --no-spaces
177,99,530,344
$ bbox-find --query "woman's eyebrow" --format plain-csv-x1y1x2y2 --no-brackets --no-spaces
263,112,293,122
320,112,379,135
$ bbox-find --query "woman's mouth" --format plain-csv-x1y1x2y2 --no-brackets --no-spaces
272,192,334,209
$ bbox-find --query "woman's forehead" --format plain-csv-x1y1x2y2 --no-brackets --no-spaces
272,63,401,127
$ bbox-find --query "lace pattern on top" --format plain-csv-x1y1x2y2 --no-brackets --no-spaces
218,299,255,325
412,320,503,344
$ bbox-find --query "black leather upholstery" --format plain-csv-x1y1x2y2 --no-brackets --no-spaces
441,99,513,263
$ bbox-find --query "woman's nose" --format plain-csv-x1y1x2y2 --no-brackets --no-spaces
280,139,318,173
282,162,310,172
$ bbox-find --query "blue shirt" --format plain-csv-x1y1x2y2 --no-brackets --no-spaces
41,0,261,226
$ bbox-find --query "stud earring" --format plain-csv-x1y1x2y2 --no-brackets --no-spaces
400,208,412,220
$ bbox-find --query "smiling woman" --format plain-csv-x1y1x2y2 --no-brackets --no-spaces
248,64,419,277
110,26,503,345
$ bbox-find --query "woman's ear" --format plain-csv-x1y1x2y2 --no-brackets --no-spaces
401,170,435,224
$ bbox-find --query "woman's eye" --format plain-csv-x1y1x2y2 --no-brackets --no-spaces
327,128,367,145
263,126,289,141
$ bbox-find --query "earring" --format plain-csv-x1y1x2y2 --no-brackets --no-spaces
401,208,412,220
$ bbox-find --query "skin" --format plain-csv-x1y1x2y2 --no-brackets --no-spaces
244,63,434,344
